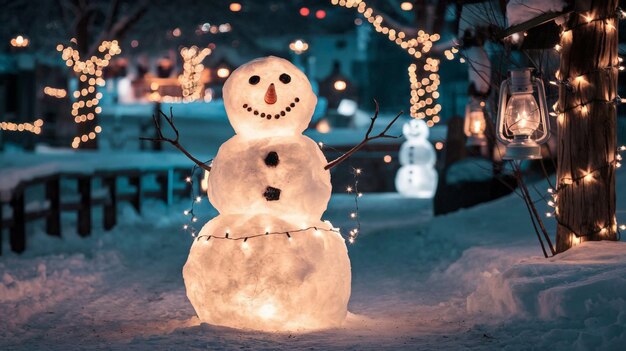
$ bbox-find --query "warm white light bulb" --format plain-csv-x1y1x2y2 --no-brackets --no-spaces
504,94,540,136
468,111,486,135
257,303,276,319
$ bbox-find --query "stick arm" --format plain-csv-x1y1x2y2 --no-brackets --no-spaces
140,107,212,172
324,101,402,170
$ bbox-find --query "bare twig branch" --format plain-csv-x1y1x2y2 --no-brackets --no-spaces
511,161,556,256
87,0,149,57
325,100,402,170
101,0,121,34
140,107,212,172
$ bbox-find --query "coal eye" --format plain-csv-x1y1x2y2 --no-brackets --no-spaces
248,75,260,85
279,73,291,84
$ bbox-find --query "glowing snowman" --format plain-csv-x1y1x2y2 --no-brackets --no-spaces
183,57,351,332
395,119,438,198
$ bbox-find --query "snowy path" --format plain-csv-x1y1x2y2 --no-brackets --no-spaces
1,186,625,350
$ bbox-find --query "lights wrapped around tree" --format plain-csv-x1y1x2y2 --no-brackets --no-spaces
57,40,121,148
464,98,487,146
496,68,549,160
0,119,43,134
179,46,212,102
43,86,67,99
331,0,449,127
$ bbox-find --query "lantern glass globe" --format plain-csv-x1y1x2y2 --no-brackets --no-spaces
505,94,540,136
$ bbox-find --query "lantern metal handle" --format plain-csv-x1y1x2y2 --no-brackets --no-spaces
496,79,510,144
533,77,550,144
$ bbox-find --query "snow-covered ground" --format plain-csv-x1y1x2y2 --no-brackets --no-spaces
1,169,625,349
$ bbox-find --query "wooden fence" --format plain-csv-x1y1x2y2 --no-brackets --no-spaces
0,143,407,255
0,167,192,255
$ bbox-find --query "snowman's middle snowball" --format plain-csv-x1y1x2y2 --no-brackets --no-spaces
208,134,331,222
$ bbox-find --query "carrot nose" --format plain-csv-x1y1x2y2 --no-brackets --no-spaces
264,83,277,105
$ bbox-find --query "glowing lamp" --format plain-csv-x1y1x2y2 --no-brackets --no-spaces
496,68,549,160
464,99,487,146
333,80,347,91
216,67,230,78
229,2,242,12
289,39,309,55
10,35,29,47
400,2,413,11
316,119,331,133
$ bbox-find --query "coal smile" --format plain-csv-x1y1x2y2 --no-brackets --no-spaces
243,97,300,120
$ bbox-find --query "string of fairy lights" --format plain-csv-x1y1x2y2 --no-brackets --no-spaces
180,143,364,245
544,145,625,240
344,166,363,244
181,161,212,237
540,9,625,243
330,0,453,126
178,46,212,102
408,63,442,126
57,40,121,148
43,86,68,99
0,119,43,135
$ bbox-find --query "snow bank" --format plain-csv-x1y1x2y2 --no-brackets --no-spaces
0,253,105,328
465,241,626,318
456,242,626,348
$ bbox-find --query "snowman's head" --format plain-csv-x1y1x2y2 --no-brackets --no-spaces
403,119,429,140
223,56,317,138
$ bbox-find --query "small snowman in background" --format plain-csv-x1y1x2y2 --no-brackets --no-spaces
395,119,438,198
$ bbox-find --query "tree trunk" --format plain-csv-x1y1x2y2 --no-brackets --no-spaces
555,0,618,253
75,6,99,150
76,79,99,149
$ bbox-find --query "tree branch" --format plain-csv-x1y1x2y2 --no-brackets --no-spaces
511,161,556,256
324,100,402,170
140,107,212,172
102,0,121,34
87,0,149,57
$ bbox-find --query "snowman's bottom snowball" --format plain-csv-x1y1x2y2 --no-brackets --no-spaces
182,214,351,332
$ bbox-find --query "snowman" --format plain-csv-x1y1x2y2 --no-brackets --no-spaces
182,57,351,332
395,119,438,198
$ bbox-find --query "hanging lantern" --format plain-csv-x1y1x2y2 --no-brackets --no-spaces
464,98,487,146
496,68,549,160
